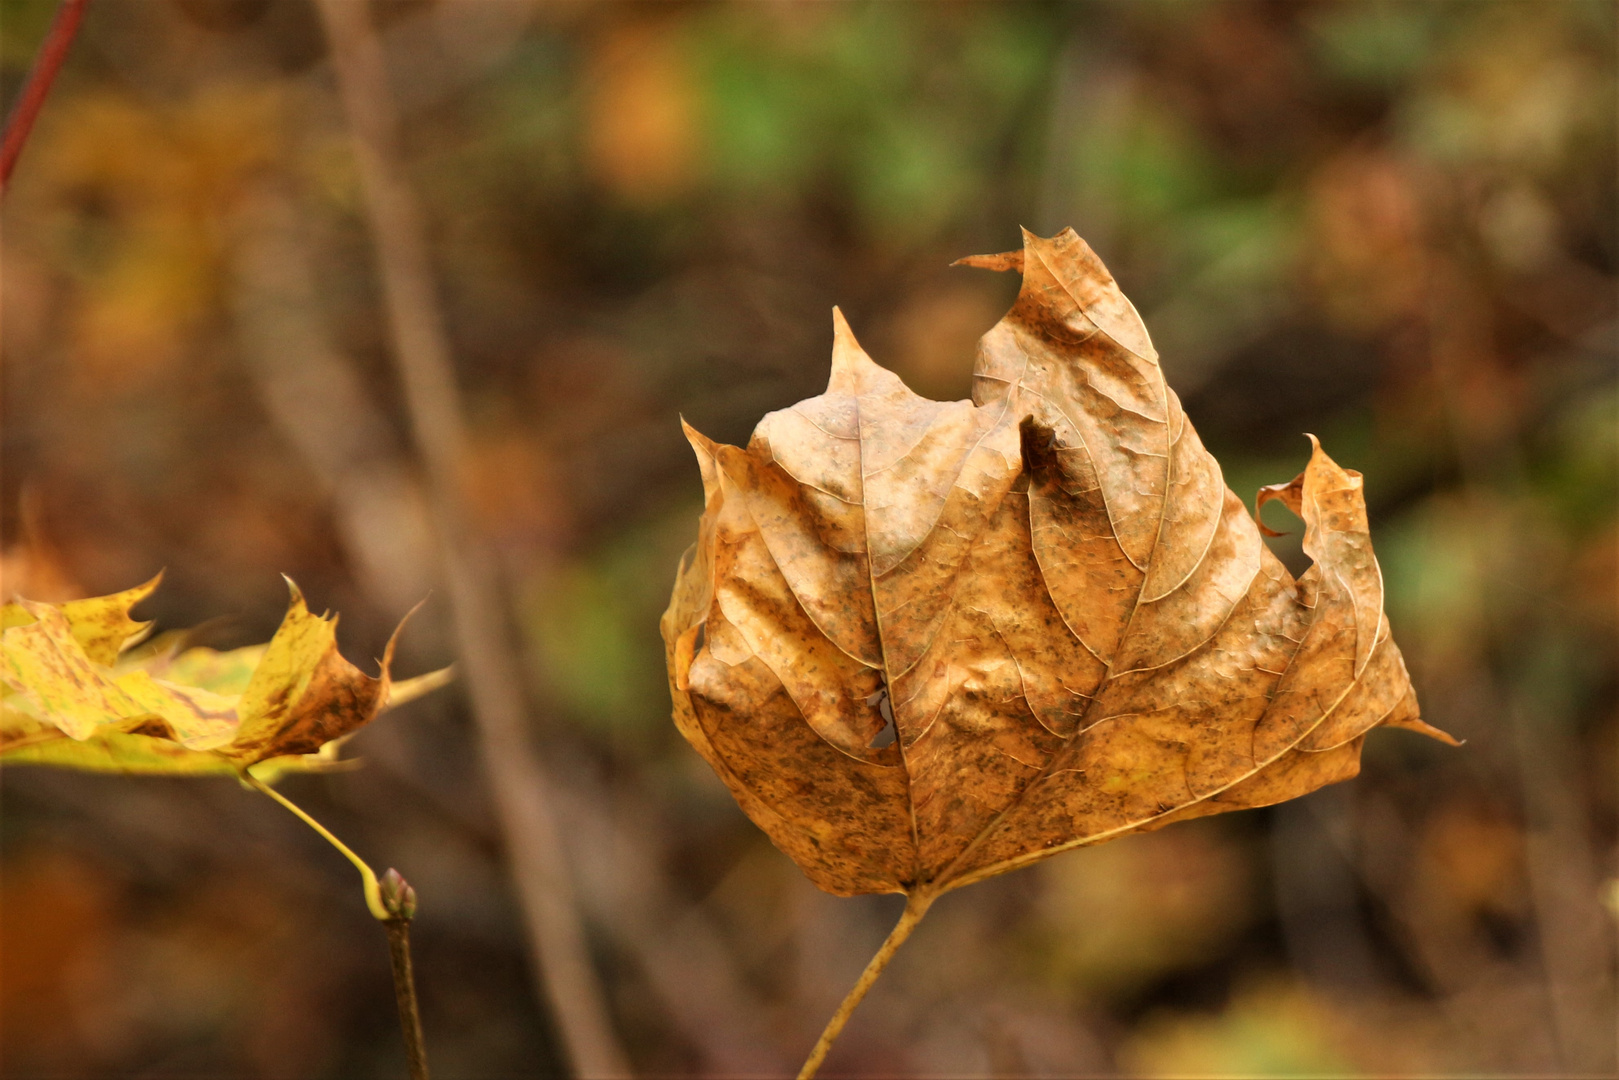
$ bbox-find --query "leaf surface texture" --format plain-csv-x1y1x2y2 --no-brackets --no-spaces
662,229,1452,897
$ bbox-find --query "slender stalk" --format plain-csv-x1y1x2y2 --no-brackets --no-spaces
1,0,90,191
385,918,431,1080
240,772,431,1079
797,889,935,1080
241,770,388,921
312,1,630,1074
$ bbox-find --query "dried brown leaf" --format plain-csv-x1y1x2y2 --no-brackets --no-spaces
662,228,1454,900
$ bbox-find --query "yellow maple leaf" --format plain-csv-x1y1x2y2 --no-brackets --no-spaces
0,576,451,779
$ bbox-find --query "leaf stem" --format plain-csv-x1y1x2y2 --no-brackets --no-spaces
1,0,91,191
240,770,389,920
241,772,431,1078
385,917,431,1080
797,889,935,1080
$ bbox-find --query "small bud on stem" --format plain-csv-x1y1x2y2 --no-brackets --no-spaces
380,867,419,921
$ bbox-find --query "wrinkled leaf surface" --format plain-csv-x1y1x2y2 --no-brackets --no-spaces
663,229,1453,897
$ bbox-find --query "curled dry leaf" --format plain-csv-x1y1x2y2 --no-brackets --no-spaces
663,228,1455,901
0,575,451,779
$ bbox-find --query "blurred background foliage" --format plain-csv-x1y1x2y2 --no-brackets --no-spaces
1,1,1614,1076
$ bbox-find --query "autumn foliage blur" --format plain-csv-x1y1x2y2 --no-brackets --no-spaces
1,2,1614,1077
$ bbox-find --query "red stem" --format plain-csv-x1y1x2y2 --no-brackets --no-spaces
1,0,91,192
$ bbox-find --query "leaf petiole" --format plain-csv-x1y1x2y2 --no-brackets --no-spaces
239,770,431,1079
239,769,389,921
797,888,936,1080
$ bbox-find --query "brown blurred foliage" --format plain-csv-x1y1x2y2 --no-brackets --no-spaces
2,1,1614,1077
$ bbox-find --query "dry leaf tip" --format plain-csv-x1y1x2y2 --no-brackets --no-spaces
827,307,889,395
680,418,722,504
281,574,308,611
380,595,430,673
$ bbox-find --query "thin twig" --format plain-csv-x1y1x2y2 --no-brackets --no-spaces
311,2,630,1075
0,0,90,191
552,771,795,1074
797,889,935,1080
385,918,431,1080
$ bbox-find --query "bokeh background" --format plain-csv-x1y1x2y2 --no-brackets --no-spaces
2,1,1615,1076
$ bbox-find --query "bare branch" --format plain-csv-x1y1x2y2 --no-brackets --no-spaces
312,2,630,1074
